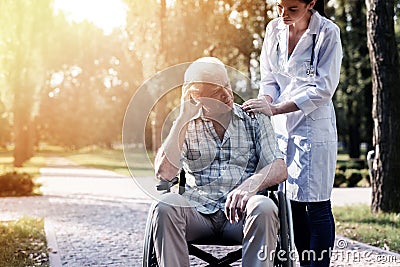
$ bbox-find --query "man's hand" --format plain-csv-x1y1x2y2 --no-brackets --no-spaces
224,159,288,224
224,187,256,224
178,84,202,121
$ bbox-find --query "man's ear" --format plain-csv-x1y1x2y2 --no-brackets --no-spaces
308,0,316,10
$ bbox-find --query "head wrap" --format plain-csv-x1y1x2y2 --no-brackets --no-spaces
184,57,230,87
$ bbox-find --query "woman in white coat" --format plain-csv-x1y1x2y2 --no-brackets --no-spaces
243,0,342,266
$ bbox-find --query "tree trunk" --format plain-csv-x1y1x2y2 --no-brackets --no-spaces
365,0,400,212
13,104,34,167
152,0,167,154
12,55,35,167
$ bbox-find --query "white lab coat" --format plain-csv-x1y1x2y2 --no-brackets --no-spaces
259,11,343,202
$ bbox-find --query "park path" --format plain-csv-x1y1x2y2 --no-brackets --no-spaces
0,157,399,266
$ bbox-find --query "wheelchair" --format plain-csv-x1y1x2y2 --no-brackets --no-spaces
143,170,295,267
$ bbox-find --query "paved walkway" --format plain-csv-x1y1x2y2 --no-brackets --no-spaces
331,187,372,207
0,157,399,266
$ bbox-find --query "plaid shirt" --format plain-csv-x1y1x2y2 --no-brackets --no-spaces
181,104,283,214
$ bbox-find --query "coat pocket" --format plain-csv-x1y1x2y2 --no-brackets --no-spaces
307,106,336,142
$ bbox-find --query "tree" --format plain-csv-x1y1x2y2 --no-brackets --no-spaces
38,20,143,149
0,0,55,166
333,0,373,158
366,0,400,212
0,101,11,148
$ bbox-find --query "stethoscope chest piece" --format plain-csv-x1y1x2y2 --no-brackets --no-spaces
306,66,315,77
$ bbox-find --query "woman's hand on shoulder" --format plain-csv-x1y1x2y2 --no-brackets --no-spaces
242,96,274,116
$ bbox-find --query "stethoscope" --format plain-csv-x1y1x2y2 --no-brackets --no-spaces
276,33,317,77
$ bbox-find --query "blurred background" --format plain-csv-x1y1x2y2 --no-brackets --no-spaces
0,0,398,168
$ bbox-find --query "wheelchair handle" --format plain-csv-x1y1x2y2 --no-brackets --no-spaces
156,177,179,192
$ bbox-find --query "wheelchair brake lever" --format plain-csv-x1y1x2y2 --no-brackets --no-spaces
156,176,179,191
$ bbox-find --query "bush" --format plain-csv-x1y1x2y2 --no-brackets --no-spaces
334,171,346,187
335,157,370,187
360,169,371,186
345,169,363,187
0,172,35,197
336,159,366,172
334,169,370,187
346,159,366,170
337,164,347,172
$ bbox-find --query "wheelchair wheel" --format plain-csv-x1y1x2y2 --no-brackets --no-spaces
143,203,159,267
276,191,295,267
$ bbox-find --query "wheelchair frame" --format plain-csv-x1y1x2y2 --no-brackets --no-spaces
143,171,295,267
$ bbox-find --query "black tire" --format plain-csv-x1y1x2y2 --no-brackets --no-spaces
285,196,295,267
143,203,159,267
277,191,290,267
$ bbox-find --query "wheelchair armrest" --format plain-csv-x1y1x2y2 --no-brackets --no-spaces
258,184,279,195
258,184,279,207
156,176,179,191
266,184,279,191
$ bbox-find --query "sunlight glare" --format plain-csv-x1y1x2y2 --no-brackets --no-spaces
53,0,127,35
166,0,175,7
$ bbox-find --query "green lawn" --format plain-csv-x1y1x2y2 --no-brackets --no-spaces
0,146,155,178
333,204,400,253
0,217,49,267
0,150,46,179
64,147,155,177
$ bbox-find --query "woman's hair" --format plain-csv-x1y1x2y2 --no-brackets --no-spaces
303,0,325,17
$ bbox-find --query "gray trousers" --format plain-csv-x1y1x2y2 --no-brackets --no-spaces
151,193,279,267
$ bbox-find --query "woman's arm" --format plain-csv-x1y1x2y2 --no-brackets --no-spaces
292,24,343,116
259,21,281,102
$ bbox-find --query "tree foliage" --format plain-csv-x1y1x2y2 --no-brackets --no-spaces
0,0,56,166
37,22,142,149
332,0,373,158
0,0,398,186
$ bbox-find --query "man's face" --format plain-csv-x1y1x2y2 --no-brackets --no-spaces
190,83,234,114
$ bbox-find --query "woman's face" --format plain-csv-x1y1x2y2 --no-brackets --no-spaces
276,0,314,25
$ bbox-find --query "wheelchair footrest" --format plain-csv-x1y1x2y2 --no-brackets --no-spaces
188,244,242,267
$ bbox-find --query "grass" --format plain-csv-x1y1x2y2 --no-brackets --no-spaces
333,204,400,253
0,151,46,179
0,146,155,178
64,147,155,177
0,217,49,266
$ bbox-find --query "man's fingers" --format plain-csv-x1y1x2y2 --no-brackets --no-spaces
225,193,237,223
226,192,245,223
240,197,248,211
225,193,232,219
182,84,197,102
